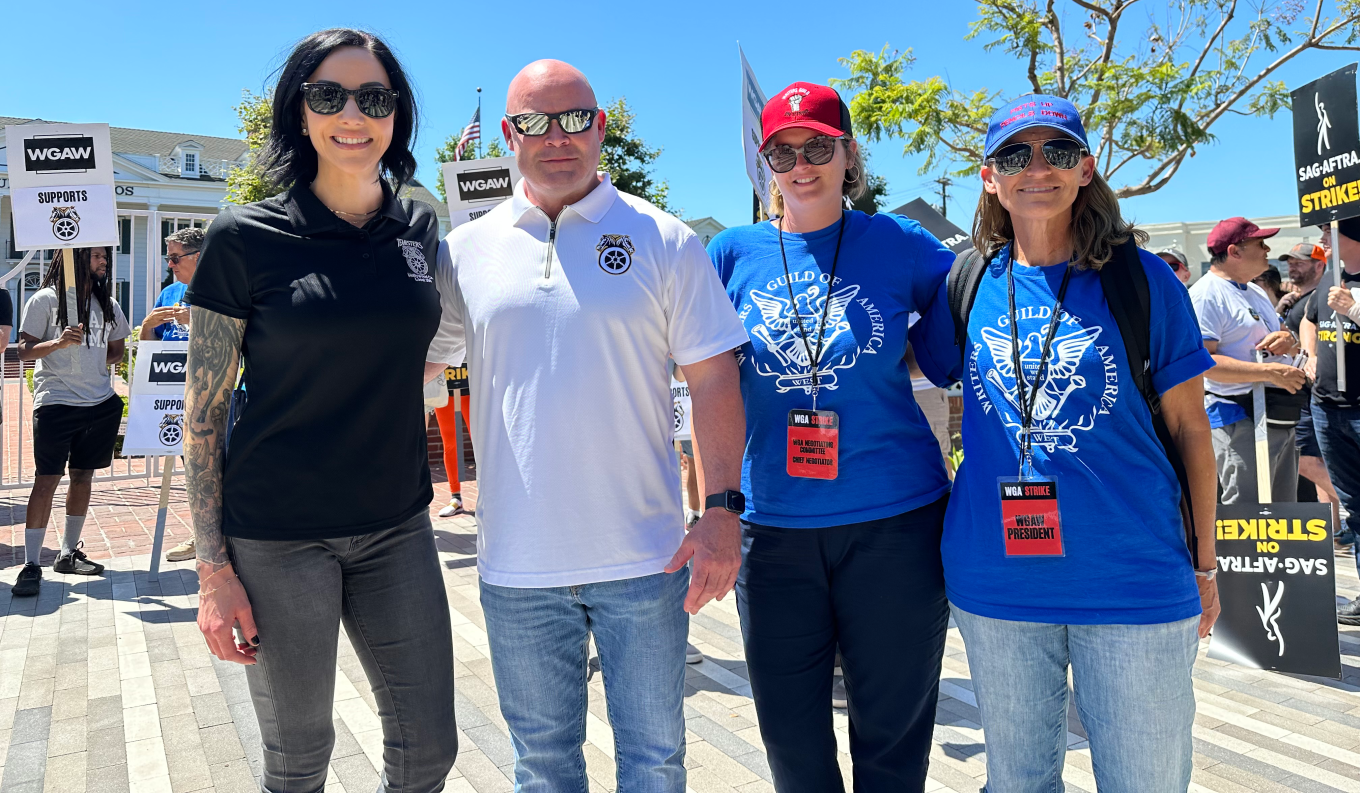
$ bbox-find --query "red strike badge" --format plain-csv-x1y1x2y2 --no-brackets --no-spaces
787,409,839,480
998,478,1064,557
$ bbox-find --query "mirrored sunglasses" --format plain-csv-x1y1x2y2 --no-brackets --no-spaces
987,138,1087,176
762,136,841,174
300,82,400,119
504,109,599,136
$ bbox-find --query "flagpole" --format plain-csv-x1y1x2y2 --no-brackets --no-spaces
476,87,483,159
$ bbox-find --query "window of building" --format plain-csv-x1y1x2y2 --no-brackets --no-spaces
183,151,198,176
118,217,132,255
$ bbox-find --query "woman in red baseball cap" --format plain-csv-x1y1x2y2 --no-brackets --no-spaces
913,94,1219,790
706,82,956,790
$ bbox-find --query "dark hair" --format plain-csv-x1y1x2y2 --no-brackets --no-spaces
257,29,419,193
39,247,116,344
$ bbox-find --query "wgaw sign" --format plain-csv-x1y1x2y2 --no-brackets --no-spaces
5,123,117,250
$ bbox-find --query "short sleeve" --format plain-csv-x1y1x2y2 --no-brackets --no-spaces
186,209,251,319
1144,250,1213,394
107,302,131,343
20,291,55,341
1188,281,1225,343
0,290,14,327
908,276,962,386
666,232,749,366
426,237,467,366
1305,289,1319,324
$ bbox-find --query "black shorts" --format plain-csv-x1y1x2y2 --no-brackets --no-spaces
33,395,124,476
1296,401,1322,459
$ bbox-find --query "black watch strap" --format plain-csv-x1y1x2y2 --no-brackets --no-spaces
705,490,745,514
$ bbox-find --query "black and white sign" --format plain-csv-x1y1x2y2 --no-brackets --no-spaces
123,341,189,457
5,123,117,250
739,45,772,215
441,156,523,230
1292,64,1360,226
890,198,972,253
1208,502,1341,678
147,352,187,384
671,377,691,441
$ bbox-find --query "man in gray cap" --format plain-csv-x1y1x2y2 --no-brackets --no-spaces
1156,247,1192,286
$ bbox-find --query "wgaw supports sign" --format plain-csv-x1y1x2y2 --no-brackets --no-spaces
5,123,117,250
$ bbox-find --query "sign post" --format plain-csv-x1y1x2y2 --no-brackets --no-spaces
441,157,522,230
739,45,771,219
1292,65,1360,391
122,340,188,582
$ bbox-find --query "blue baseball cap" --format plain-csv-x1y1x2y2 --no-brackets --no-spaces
984,95,1089,158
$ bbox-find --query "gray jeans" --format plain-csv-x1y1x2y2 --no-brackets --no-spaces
1211,419,1298,505
228,511,457,793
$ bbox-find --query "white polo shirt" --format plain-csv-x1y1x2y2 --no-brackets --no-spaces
427,174,749,588
1189,272,1288,398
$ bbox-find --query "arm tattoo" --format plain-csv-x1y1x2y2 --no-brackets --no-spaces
184,307,245,569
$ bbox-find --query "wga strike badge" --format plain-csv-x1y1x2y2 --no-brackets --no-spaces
398,239,432,282
597,234,634,274
999,479,1064,557
787,409,838,480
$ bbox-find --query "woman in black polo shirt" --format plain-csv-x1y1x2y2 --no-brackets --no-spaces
183,29,456,791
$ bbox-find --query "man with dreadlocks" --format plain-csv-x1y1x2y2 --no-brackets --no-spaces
12,246,130,597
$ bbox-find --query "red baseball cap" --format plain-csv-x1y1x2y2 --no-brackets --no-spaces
1206,217,1279,256
760,82,852,150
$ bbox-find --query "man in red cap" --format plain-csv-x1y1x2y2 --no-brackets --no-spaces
1189,217,1305,505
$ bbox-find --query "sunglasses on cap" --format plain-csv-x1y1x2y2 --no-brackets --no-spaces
504,109,599,136
986,138,1088,177
762,135,842,174
300,82,400,119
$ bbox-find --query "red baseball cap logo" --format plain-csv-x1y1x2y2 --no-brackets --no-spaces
761,82,852,150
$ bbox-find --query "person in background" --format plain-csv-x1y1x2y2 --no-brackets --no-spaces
671,359,707,666
1253,264,1287,306
1275,243,1344,537
11,247,130,597
433,366,472,517
913,94,1219,790
1299,217,1360,623
709,81,954,791
148,226,203,563
1157,246,1193,286
1189,218,1304,506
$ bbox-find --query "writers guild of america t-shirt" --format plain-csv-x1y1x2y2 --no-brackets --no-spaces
707,211,955,528
20,288,130,409
912,245,1214,624
1305,271,1360,409
186,183,442,541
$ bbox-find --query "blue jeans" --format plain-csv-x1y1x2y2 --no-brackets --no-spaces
480,570,690,793
952,607,1199,793
1312,403,1360,568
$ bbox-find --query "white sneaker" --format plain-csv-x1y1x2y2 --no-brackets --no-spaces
165,539,196,562
832,677,848,709
438,496,464,518
685,643,703,664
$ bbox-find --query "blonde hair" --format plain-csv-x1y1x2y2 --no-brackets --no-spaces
972,169,1146,270
767,138,868,218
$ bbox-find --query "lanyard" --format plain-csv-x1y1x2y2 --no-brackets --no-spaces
777,212,847,410
1006,247,1074,479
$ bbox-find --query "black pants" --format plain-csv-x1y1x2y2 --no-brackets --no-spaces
735,498,949,792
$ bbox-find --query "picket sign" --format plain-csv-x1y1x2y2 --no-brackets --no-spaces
122,339,189,582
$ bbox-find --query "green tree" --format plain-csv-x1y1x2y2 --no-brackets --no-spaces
833,1,1360,198
850,150,891,214
225,90,282,205
433,132,508,203
600,97,675,214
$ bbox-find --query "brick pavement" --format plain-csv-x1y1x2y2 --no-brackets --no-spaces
5,474,1360,792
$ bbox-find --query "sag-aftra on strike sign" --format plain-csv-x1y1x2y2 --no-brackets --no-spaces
4,123,117,250
1293,65,1360,226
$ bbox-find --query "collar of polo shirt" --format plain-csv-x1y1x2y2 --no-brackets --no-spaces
510,171,617,226
285,180,410,235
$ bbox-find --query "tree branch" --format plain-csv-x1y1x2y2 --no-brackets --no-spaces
1086,0,1137,109
1046,0,1068,96
1311,0,1324,38
1177,0,1236,116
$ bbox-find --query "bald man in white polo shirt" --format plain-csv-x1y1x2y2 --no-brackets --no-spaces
425,60,747,792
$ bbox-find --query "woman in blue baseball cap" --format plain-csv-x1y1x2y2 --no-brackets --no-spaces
912,94,1220,790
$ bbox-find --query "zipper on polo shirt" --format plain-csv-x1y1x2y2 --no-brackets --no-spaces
544,220,557,279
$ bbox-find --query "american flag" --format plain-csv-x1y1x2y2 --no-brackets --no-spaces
454,108,480,161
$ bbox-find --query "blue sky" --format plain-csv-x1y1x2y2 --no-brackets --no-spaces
5,1,1357,229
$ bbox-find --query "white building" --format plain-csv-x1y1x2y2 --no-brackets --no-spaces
0,116,448,335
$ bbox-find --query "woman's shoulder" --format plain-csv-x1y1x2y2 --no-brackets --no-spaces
860,211,952,250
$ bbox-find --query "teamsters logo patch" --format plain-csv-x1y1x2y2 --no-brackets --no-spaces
50,206,80,242
597,234,634,274
398,239,431,282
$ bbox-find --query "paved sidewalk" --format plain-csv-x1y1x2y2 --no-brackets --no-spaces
5,478,1360,791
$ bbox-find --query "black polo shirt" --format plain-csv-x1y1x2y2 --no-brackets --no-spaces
187,183,441,540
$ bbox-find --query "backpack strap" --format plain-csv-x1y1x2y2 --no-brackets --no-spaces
1099,240,1201,570
946,247,987,372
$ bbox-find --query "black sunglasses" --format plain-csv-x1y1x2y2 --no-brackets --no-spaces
987,138,1087,176
300,82,400,119
504,108,599,136
165,251,199,265
762,136,842,174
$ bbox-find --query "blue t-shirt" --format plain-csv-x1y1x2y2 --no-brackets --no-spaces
914,245,1214,624
151,281,190,341
707,211,955,528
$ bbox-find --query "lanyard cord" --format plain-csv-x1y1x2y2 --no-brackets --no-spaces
777,212,847,411
1007,247,1074,479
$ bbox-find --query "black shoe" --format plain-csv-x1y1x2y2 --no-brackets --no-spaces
12,563,40,597
1339,597,1360,626
53,543,104,575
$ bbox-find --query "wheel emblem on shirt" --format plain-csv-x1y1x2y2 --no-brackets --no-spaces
596,234,635,275
158,414,183,446
50,207,80,242
674,403,686,433
397,239,432,282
